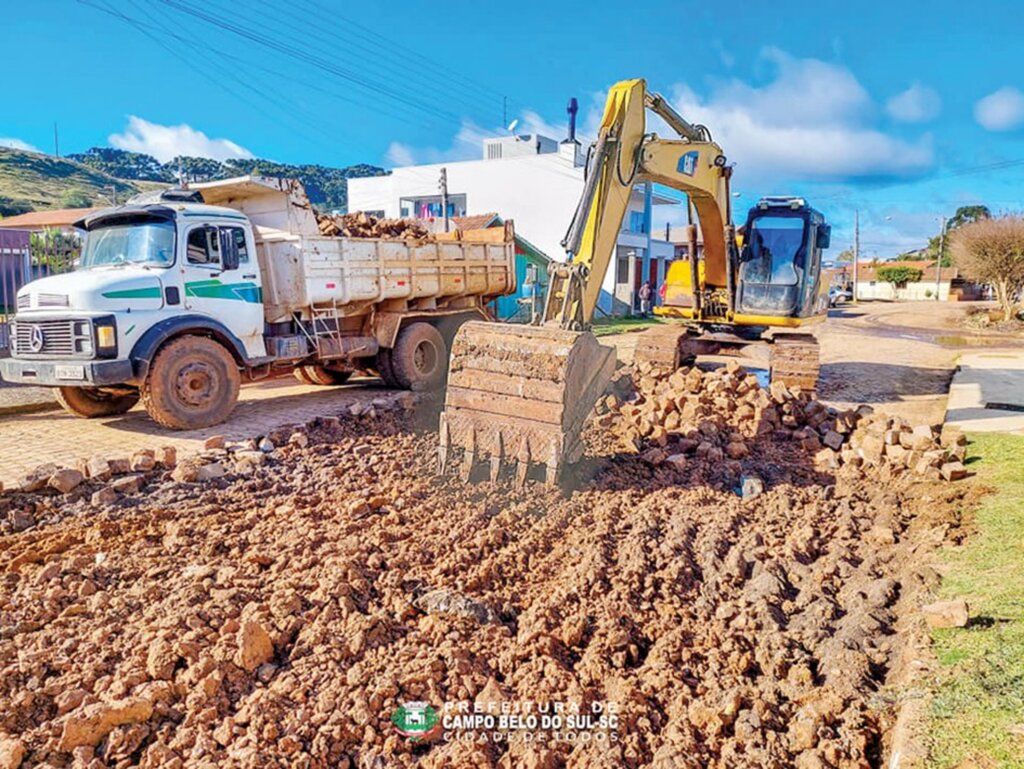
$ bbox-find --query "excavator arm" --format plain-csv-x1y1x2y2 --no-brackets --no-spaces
542,78,734,328
441,79,737,485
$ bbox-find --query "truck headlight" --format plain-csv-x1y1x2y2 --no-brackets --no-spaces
94,317,117,358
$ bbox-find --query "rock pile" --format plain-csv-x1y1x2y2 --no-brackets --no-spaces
1,392,419,537
316,211,432,240
597,360,968,486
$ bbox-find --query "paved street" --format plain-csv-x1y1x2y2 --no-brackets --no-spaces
0,302,1018,490
0,375,396,488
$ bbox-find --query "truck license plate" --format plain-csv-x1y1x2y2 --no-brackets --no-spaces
54,365,85,381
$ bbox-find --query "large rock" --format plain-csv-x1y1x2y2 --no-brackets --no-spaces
234,620,274,672
59,698,153,750
49,469,84,494
921,598,969,629
0,737,25,769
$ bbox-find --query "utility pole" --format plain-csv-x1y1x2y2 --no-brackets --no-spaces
53,122,60,157
439,167,450,233
502,96,507,128
936,216,947,301
852,209,860,302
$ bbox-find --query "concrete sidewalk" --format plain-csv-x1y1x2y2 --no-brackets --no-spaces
945,351,1024,434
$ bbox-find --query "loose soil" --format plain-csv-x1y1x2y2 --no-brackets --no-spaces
0,366,972,768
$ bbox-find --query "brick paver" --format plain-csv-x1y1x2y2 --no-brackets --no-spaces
0,376,396,488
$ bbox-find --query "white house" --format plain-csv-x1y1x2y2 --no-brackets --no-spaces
348,134,677,316
854,260,982,301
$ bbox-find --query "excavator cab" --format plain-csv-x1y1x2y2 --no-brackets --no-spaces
736,197,830,320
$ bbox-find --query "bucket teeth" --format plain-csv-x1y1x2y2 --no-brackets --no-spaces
438,415,451,475
515,437,531,488
489,432,505,482
460,428,477,483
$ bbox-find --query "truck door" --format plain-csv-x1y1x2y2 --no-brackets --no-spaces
182,223,264,354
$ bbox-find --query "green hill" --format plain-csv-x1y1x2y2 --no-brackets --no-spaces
66,147,385,212
0,146,386,216
0,148,140,214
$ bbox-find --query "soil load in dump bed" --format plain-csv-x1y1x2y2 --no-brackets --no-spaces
0,365,970,768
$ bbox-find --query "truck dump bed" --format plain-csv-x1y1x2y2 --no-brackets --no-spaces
193,176,515,323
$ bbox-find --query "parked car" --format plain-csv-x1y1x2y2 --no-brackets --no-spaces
829,287,853,306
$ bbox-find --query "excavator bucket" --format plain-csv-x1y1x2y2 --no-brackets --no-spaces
439,321,617,485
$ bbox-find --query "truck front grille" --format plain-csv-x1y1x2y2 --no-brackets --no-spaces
13,319,92,358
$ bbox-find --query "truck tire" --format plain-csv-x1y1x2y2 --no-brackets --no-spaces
293,365,352,386
55,386,139,418
375,349,400,388
390,322,447,391
141,336,241,430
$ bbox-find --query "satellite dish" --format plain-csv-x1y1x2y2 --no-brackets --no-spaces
507,119,519,133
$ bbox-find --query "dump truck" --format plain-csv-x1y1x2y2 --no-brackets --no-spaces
0,176,515,429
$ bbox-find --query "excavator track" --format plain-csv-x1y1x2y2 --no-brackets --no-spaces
439,321,616,485
769,335,820,393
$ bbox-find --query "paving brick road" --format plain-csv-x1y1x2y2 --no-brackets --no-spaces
0,376,397,489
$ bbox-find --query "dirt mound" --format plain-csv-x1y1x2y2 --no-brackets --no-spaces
0,370,970,768
594,360,968,490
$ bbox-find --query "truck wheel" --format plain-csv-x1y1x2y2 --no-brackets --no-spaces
390,322,447,391
141,336,241,430
55,386,139,418
375,349,400,388
293,365,352,386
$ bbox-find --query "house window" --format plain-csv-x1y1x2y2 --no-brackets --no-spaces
616,256,630,284
628,211,646,234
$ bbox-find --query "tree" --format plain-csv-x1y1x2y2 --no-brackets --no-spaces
876,264,924,294
58,188,93,208
951,215,1024,320
925,205,993,266
0,195,33,217
835,247,854,264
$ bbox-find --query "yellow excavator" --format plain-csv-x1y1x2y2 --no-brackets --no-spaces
439,78,831,484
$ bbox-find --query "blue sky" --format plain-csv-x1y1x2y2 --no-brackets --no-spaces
4,0,1024,256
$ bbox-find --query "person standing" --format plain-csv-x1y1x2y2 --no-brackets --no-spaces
638,280,653,318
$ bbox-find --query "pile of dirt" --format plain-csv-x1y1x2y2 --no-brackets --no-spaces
0,371,971,768
596,360,968,489
317,211,432,240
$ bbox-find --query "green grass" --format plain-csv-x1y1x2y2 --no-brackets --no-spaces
591,317,665,336
926,432,1024,768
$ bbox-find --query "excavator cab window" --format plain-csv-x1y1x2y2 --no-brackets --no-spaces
737,213,810,316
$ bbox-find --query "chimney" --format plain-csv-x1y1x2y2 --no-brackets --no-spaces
566,97,579,144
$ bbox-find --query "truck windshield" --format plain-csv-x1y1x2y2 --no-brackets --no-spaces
744,216,807,286
79,221,176,269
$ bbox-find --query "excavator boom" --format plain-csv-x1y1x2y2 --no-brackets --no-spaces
440,77,795,485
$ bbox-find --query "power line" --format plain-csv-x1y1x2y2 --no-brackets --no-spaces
151,0,462,124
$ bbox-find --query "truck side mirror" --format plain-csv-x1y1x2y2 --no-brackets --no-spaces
219,228,240,271
816,225,832,250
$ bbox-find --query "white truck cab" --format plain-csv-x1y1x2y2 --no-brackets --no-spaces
1,177,514,429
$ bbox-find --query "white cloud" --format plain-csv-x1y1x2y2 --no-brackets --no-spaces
0,137,40,152
384,142,416,167
886,83,941,123
109,116,253,163
974,86,1024,131
668,48,933,182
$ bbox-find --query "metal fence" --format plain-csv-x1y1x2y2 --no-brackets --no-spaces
0,229,31,351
